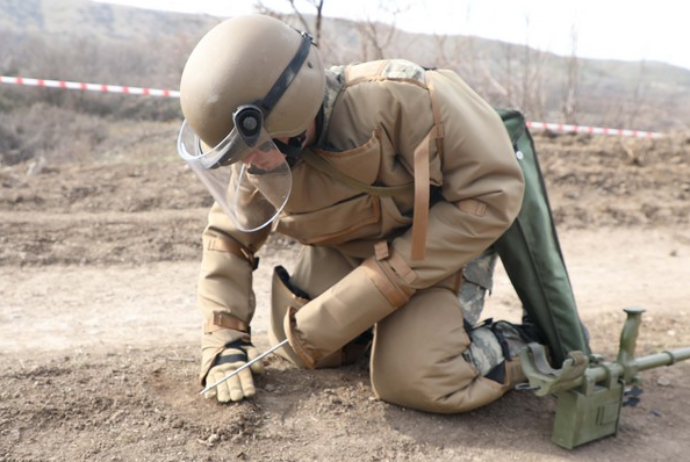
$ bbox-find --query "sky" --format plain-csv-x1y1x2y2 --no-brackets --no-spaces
95,0,690,71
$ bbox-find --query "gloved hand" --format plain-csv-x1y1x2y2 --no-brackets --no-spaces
203,340,265,403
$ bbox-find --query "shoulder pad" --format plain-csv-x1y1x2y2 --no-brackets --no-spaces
344,59,427,86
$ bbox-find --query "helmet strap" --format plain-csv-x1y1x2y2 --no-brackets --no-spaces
256,31,314,116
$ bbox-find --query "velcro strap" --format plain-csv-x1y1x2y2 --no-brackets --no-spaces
373,242,417,285
457,199,487,217
214,352,247,366
205,311,249,334
207,235,259,270
374,241,390,260
388,251,417,285
362,258,412,307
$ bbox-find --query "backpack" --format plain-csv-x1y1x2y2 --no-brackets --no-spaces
494,108,590,365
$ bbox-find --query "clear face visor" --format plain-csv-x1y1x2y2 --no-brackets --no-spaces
177,105,292,232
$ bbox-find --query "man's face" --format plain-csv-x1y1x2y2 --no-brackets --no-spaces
243,140,287,171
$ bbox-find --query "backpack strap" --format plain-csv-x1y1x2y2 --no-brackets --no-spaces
410,129,431,260
425,74,445,161
301,149,413,197
408,73,444,260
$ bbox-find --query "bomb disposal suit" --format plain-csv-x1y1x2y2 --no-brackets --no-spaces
177,15,532,413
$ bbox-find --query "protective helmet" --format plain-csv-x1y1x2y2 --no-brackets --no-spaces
177,14,326,231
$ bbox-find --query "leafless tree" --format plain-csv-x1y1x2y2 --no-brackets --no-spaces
518,14,547,120
256,0,325,45
356,19,398,61
561,23,580,124
498,42,517,108
429,3,476,77
493,14,549,118
622,61,650,129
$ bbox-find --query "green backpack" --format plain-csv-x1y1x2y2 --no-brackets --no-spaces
494,108,590,365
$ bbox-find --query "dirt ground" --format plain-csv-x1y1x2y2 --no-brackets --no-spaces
1,126,690,462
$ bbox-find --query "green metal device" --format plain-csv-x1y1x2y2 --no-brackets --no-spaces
519,307,690,449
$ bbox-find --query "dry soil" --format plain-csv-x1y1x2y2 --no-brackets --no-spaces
1,127,689,461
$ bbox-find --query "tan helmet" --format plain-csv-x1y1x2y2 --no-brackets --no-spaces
179,14,326,148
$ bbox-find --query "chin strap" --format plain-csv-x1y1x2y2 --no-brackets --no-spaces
274,131,307,167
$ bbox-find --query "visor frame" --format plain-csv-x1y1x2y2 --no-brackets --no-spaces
177,114,276,171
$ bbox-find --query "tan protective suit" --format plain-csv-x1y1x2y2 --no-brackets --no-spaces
196,59,525,413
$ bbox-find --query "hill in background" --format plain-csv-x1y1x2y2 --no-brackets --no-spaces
0,0,689,167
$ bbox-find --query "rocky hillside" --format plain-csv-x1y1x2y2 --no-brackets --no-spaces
1,0,689,132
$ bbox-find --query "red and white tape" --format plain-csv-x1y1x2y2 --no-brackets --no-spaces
0,75,180,98
1,75,664,138
527,121,662,139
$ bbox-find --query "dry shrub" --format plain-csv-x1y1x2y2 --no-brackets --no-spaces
0,103,108,165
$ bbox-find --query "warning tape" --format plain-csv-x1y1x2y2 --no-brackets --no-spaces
0,75,180,98
527,121,663,139
1,75,664,138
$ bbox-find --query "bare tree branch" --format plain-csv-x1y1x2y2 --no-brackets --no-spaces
562,23,580,124
354,1,413,60
255,1,325,44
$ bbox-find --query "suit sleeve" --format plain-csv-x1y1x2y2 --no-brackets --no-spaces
196,202,271,382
